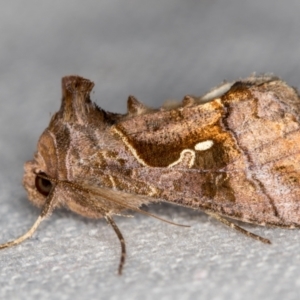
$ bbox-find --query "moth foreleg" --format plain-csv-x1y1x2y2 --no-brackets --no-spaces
0,188,56,249
105,215,126,275
206,212,271,244
0,215,44,249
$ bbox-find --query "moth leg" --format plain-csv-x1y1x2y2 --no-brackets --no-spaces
0,188,56,249
105,215,126,275
206,212,271,244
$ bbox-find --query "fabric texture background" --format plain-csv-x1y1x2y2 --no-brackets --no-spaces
1,1,300,299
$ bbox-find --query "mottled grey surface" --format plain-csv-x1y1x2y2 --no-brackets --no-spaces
1,1,300,299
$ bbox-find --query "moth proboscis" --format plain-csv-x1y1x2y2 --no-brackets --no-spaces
2,74,300,274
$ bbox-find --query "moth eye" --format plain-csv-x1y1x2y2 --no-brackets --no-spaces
35,173,52,196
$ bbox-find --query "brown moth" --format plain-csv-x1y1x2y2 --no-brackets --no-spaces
1,74,300,274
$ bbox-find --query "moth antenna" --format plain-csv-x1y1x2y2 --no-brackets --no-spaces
131,207,190,228
0,187,57,250
105,215,126,275
86,186,190,228
206,212,271,244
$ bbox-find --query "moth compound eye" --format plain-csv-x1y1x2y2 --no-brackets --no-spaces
35,173,52,196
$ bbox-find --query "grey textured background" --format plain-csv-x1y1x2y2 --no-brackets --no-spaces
1,1,300,299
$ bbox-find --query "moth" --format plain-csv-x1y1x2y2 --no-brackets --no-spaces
1,75,300,274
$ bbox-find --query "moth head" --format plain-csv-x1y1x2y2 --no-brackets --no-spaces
23,76,97,207
23,129,59,207
22,75,119,214
22,75,130,219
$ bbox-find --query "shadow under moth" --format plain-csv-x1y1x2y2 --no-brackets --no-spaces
1,75,300,274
